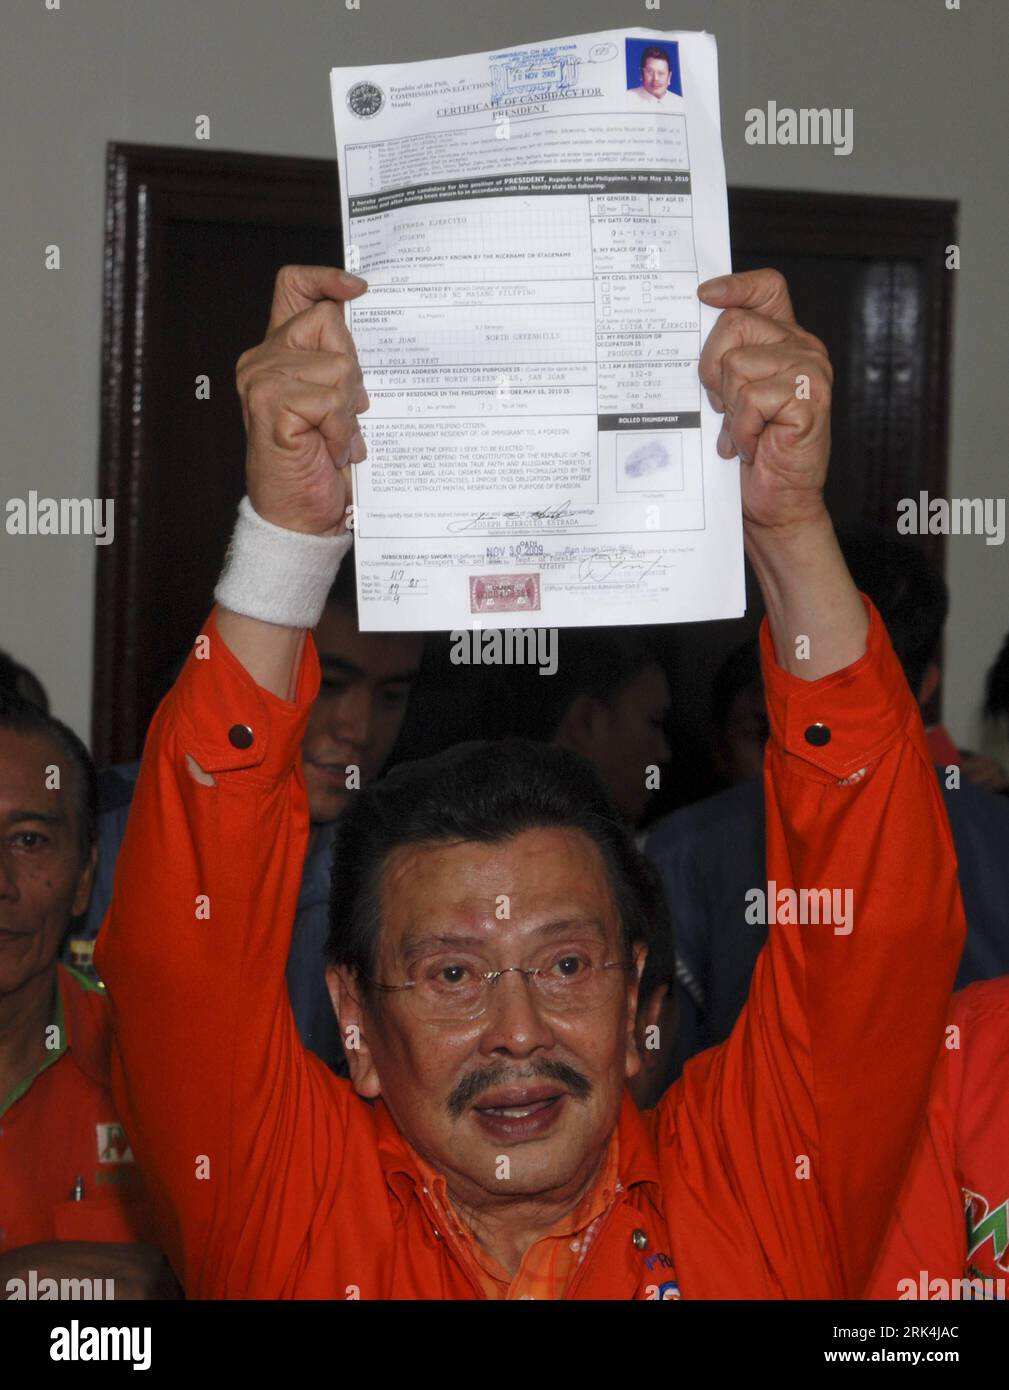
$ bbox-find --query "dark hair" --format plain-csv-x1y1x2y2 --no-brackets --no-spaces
0,649,49,713
837,527,948,697
985,629,1009,724
0,687,97,859
498,628,665,742
326,738,660,993
640,46,671,72
711,639,763,735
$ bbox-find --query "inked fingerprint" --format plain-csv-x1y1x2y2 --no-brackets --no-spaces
624,439,670,478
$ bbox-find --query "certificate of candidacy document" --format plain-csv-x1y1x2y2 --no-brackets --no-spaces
329,27,743,630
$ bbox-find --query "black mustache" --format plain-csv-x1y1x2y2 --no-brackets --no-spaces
447,1059,591,1120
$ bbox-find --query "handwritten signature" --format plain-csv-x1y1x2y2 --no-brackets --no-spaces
446,499,575,535
577,549,678,585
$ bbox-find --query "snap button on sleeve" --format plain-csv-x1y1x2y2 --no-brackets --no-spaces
804,723,831,747
228,723,255,749
632,1229,648,1250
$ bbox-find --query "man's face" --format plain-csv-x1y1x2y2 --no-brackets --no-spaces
333,828,644,1209
0,728,94,999
716,681,769,786
641,57,671,98
583,667,672,826
301,605,423,823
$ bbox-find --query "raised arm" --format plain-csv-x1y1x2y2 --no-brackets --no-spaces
94,266,371,1295
698,267,867,673
657,270,965,1298
216,263,371,699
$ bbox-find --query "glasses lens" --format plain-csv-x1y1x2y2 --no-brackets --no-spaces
531,947,621,1012
404,946,627,1022
405,957,485,1021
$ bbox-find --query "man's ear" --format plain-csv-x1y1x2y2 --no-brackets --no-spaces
627,983,670,1110
327,965,382,1099
637,982,668,1050
918,661,941,708
624,941,648,1081
554,693,606,756
71,842,99,918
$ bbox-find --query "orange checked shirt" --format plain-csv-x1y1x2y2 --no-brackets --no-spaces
95,596,965,1299
0,964,153,1253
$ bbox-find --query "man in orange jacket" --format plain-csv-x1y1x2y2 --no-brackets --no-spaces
868,977,1009,1300
95,263,965,1300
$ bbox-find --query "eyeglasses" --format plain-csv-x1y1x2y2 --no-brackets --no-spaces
366,944,634,1023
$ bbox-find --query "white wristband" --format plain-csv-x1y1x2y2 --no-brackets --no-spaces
214,496,354,629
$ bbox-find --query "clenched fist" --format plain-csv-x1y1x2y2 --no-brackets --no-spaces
235,264,371,537
698,268,833,536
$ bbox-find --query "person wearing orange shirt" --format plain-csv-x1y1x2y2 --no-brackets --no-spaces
0,689,172,1299
867,977,1009,1300
95,263,965,1299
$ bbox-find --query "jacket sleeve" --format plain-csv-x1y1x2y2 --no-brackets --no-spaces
658,596,966,1298
93,609,353,1296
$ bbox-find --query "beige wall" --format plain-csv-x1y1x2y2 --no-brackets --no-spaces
3,0,1006,755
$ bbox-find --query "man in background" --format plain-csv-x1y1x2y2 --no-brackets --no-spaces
868,974,1009,1299
708,639,768,790
0,650,49,715
0,689,171,1298
492,627,672,830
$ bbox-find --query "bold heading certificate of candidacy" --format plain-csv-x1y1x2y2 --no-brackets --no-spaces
330,27,743,631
